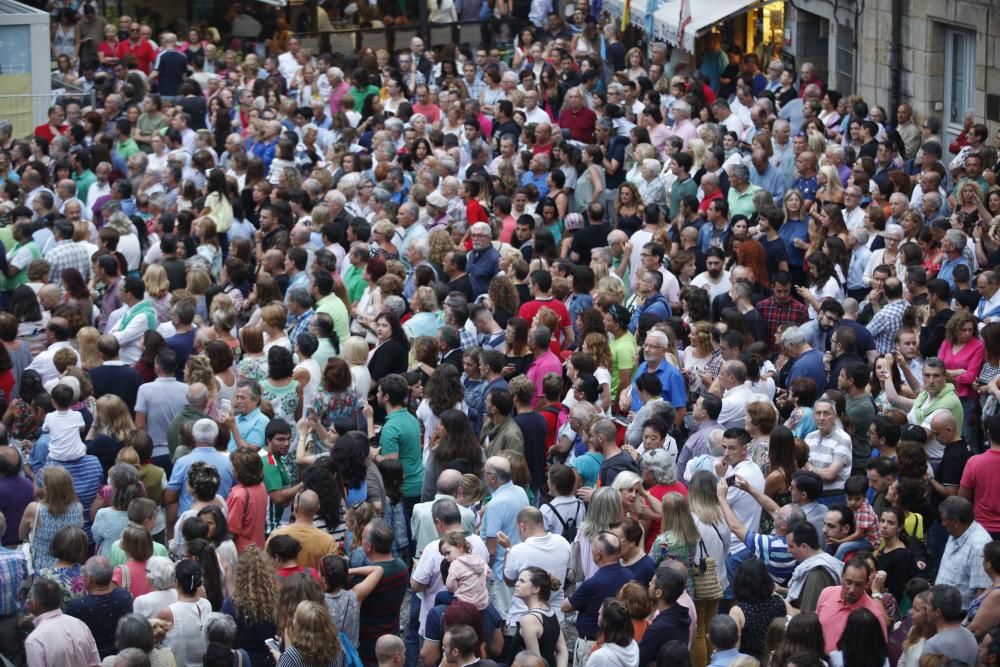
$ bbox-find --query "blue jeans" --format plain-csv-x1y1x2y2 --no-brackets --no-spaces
834,539,873,560
403,592,421,667
724,547,754,598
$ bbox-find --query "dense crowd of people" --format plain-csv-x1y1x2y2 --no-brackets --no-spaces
3,2,1000,667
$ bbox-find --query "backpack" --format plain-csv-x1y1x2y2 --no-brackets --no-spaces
341,631,364,667
546,500,582,543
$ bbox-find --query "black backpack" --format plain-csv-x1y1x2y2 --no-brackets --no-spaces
546,500,582,543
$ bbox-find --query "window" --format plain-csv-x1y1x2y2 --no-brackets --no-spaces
944,28,975,134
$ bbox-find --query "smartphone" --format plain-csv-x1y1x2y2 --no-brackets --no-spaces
726,475,737,487
264,638,280,654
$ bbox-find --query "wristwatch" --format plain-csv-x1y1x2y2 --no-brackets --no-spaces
872,592,884,599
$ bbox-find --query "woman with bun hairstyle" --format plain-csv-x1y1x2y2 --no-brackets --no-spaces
510,566,568,667
158,559,213,667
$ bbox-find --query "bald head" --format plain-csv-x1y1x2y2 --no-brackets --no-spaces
484,455,511,481
295,489,320,517
187,382,209,410
0,445,20,477
376,635,405,665
436,469,462,496
931,411,959,444
38,285,62,311
97,334,120,360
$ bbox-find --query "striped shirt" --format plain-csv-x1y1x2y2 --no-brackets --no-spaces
743,530,796,586
34,456,104,539
867,298,909,354
804,428,853,492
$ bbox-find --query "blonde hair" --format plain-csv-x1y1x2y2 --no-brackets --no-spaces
185,355,219,393
76,326,102,368
582,332,612,370
95,395,135,443
186,268,211,295
288,601,341,665
342,336,370,366
143,264,170,299
660,492,699,547
115,446,140,467
819,164,843,194
259,302,288,329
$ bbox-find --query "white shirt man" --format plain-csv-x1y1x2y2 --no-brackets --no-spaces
719,432,766,553
804,398,853,495
501,508,571,630
717,366,758,430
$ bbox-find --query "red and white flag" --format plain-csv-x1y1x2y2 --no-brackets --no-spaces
678,0,692,48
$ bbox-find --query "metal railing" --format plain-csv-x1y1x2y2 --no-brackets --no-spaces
291,19,498,56
0,90,96,138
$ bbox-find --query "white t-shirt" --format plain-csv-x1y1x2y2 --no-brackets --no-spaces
726,458,765,553
43,409,86,461
691,270,732,301
502,533,571,628
412,534,489,634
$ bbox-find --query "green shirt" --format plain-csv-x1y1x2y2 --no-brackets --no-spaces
727,183,762,219
344,264,368,304
380,408,423,498
348,84,380,111
73,169,96,202
261,448,291,533
109,540,168,566
316,293,351,345
609,331,638,399
116,138,141,160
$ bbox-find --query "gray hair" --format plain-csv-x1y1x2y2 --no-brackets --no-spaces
945,229,967,249
114,614,154,654
470,221,491,237
409,238,429,259
707,429,725,456
187,382,209,409
83,556,114,586
672,100,692,118
236,378,261,400
780,326,807,348
192,418,220,445
431,497,462,526
939,495,974,524
728,163,750,182
286,287,313,309
777,504,806,527
641,448,678,485
382,295,407,320
145,556,175,590
850,228,870,245
203,612,238,646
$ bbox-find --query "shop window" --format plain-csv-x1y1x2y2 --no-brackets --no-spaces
835,25,855,93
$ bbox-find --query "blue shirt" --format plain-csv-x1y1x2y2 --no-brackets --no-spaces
778,219,808,268
848,245,872,290
571,451,604,487
792,174,819,203
167,447,236,514
744,530,796,585
569,562,634,637
0,547,27,615
750,164,787,205
709,648,752,667
481,481,529,580
467,246,500,299
624,554,656,585
938,255,970,291
228,408,269,451
33,455,103,538
520,171,550,199
631,360,686,413
787,348,827,394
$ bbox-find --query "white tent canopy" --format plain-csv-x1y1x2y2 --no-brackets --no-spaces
603,0,652,32
652,0,759,52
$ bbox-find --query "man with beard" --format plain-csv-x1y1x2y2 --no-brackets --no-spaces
691,247,732,301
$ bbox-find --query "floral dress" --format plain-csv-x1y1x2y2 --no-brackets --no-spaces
8,398,40,441
236,354,268,383
261,379,300,480
309,389,365,435
37,563,86,602
650,532,695,590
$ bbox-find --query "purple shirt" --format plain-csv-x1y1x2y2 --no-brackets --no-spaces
526,350,562,407
0,475,33,545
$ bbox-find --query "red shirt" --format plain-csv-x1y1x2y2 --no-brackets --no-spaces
645,482,689,551
532,141,554,155
466,198,489,224
115,38,156,74
412,102,441,125
518,298,571,337
33,123,67,142
698,189,723,213
960,449,1000,532
558,106,597,143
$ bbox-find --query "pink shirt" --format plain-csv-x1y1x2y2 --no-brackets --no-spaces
938,337,985,398
112,560,154,597
412,102,441,125
815,586,887,654
25,610,100,667
527,350,563,406
329,81,351,116
961,449,1000,532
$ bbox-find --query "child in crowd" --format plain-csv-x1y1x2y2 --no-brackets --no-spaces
440,531,489,610
109,498,169,566
541,463,586,540
42,381,87,462
345,502,377,567
839,475,882,559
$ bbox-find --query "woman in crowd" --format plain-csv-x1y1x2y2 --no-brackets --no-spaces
20,466,84,572
159,559,214,667
729,558,787,660
37,525,89,602
510,566,568,667
222,546,279,667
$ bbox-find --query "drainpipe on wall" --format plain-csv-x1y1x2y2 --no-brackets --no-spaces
890,0,903,112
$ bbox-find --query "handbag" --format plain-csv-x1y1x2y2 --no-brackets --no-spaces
117,564,131,593
19,506,39,576
566,537,583,586
690,526,724,601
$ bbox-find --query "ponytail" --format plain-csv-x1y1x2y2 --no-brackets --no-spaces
186,538,223,611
